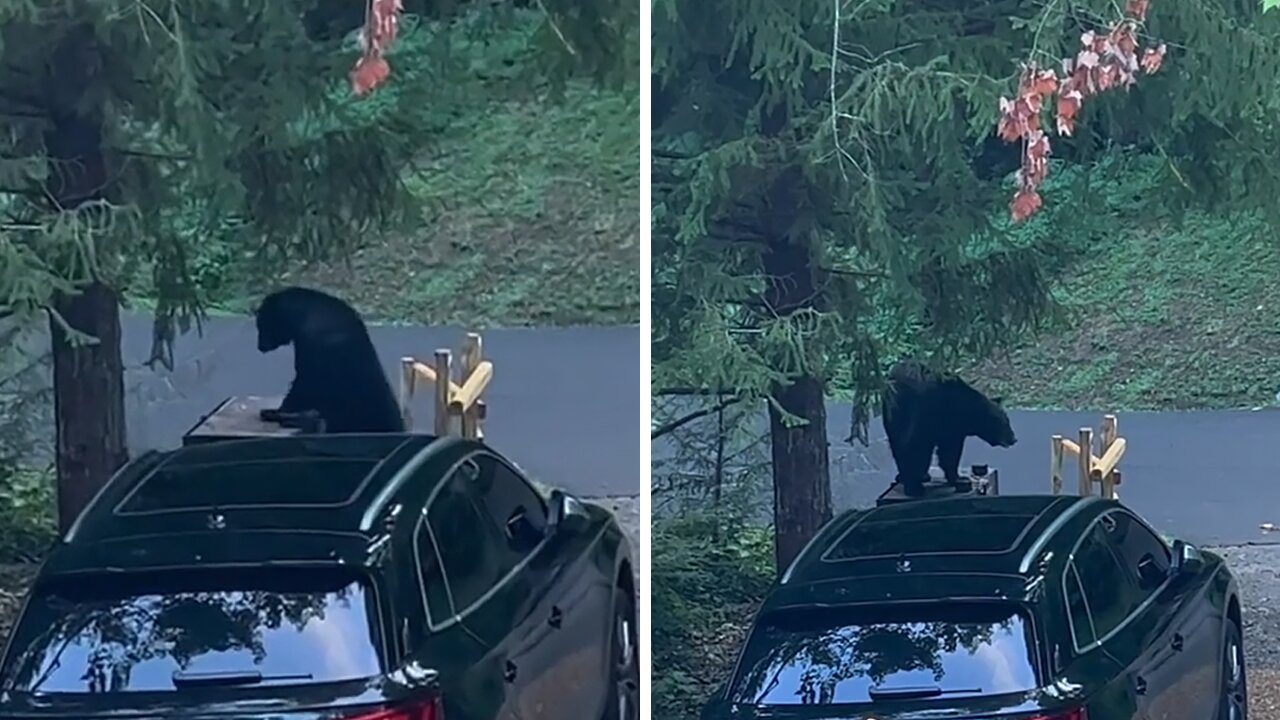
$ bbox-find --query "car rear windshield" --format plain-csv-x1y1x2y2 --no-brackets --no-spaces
728,602,1039,706
0,566,383,694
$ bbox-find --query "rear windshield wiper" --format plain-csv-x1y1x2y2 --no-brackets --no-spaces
171,670,314,688
867,684,982,701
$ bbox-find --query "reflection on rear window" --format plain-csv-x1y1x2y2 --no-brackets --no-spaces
729,603,1038,705
0,567,383,694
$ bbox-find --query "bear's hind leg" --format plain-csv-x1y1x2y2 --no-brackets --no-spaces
936,435,965,485
887,421,930,497
896,440,932,498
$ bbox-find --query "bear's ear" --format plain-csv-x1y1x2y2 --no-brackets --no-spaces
992,396,1004,406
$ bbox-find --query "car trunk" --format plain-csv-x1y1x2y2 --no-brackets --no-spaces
713,600,1078,720
0,565,436,720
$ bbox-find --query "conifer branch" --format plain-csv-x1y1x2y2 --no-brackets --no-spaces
654,387,744,396
823,267,887,279
827,0,867,182
653,148,702,160
532,0,577,57
114,148,192,162
651,396,745,440
0,87,44,111
0,109,46,121
0,186,44,199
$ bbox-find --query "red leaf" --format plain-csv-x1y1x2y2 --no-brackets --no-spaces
365,0,403,55
1111,23,1137,56
350,56,391,96
1023,68,1058,97
1141,43,1167,74
996,114,1020,143
1023,131,1051,185
1056,89,1083,135
1094,64,1121,91
349,0,404,97
1011,189,1043,222
996,1,1165,221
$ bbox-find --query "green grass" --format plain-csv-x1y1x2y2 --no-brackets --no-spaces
284,82,640,328
965,202,1280,411
177,81,641,329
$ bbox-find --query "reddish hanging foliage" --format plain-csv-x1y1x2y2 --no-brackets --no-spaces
350,0,404,96
996,1,1168,221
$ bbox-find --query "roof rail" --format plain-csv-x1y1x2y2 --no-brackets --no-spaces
359,435,462,532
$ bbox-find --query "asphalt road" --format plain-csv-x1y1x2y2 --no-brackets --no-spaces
655,402,1280,547
112,312,641,499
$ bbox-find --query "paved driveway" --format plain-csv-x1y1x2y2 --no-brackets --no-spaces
655,402,1280,546
112,313,641,498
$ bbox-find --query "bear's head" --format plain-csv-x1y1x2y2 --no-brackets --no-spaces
975,395,1018,448
254,288,303,353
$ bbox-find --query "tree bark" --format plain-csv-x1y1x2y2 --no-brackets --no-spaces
761,233,833,572
50,285,128,531
767,377,832,572
43,23,128,531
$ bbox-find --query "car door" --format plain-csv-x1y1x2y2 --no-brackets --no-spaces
463,451,612,720
1060,561,1139,719
412,507,512,720
1105,510,1217,720
422,461,524,720
1070,518,1172,720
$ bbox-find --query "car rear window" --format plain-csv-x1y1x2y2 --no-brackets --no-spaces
0,566,383,694
728,602,1039,706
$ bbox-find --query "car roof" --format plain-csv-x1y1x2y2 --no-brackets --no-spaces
771,494,1109,608
60,433,476,554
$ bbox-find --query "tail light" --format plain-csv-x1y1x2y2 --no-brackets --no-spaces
344,696,443,720
1030,708,1086,720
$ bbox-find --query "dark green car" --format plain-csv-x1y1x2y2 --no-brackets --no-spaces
0,433,638,720
703,495,1246,720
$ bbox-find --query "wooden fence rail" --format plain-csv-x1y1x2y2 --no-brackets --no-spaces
399,332,493,440
1051,413,1126,500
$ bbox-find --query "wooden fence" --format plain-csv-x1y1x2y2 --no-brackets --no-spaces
1050,414,1126,500
398,332,493,440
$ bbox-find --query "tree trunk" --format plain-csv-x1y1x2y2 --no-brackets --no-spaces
43,23,128,532
768,377,832,571
50,285,128,532
761,233,833,573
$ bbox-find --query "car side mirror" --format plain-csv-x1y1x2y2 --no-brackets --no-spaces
1170,538,1205,576
547,488,589,535
1136,553,1167,589
504,506,546,551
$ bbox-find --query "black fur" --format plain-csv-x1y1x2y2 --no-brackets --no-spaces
255,287,405,434
881,359,1016,497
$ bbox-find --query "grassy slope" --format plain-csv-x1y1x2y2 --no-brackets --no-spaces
965,209,1280,410
283,82,641,328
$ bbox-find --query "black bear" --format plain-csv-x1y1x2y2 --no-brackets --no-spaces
255,286,406,434
881,359,1016,497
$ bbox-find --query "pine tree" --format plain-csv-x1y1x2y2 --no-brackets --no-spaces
652,0,1280,569
0,0,636,531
